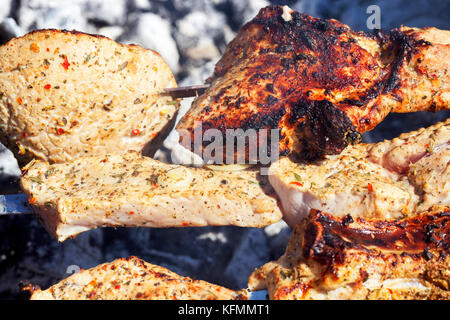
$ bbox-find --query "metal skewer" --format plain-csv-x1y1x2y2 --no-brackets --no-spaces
162,84,210,98
0,194,33,215
0,84,212,216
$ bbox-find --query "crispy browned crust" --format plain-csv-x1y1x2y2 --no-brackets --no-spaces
302,208,449,265
249,206,450,300
177,5,449,163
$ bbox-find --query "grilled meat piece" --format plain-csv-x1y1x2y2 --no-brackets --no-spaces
269,119,449,228
20,152,281,241
24,256,248,300
248,207,450,300
177,5,449,163
0,30,179,166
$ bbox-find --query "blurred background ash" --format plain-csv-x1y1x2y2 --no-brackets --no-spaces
0,0,448,299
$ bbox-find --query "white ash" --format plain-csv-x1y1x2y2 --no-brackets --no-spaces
0,145,20,178
85,0,127,26
223,229,271,289
123,12,180,73
18,0,90,32
175,10,227,61
131,0,152,11
227,0,270,27
97,25,124,40
0,0,12,22
0,18,23,44
196,231,228,244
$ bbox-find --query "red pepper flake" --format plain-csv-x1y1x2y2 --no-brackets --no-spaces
16,97,23,104
62,56,70,70
131,129,140,136
290,181,303,187
44,84,51,90
417,65,427,75
114,285,121,290
182,222,189,226
425,143,429,149
46,48,50,52
29,197,36,204
56,128,65,135
367,183,374,192
21,132,28,138
129,211,135,215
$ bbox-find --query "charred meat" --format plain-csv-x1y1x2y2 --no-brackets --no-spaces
177,5,449,163
249,207,450,300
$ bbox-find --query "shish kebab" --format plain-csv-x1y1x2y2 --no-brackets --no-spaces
1,118,448,242
0,4,447,301
0,85,208,216
0,6,448,166
0,5,448,216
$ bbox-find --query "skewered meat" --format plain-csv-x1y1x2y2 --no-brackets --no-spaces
248,207,450,300
24,256,248,300
177,5,449,163
20,151,282,241
0,30,179,166
269,119,449,228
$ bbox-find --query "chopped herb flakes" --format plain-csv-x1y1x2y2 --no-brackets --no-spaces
84,54,91,64
117,61,128,72
111,172,126,183
30,176,43,184
45,168,56,179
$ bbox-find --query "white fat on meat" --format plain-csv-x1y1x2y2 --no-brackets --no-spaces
269,119,450,227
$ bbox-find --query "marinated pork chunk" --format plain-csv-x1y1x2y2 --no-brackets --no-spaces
269,119,450,227
20,152,282,241
0,30,179,166
25,256,248,300
177,5,449,163
248,207,450,300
